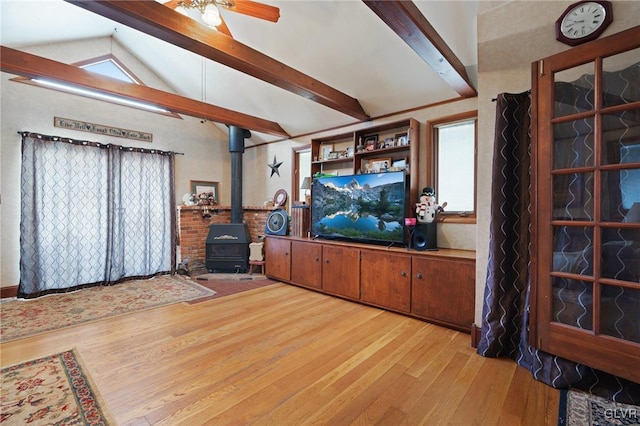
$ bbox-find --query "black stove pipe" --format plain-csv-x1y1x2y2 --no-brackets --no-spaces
229,126,251,224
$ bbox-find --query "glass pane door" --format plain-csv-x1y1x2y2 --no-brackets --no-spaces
534,32,640,383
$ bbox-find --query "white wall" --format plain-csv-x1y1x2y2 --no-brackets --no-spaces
0,37,230,287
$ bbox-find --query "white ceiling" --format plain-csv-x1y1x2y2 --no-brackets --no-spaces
0,0,507,145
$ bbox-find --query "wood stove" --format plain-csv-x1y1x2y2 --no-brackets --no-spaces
205,223,250,273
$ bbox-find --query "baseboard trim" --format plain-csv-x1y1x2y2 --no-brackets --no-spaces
0,285,18,299
1,285,18,299
471,323,481,348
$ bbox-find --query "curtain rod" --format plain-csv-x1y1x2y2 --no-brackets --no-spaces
18,131,184,155
492,90,531,102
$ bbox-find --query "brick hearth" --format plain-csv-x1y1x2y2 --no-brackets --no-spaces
178,205,272,263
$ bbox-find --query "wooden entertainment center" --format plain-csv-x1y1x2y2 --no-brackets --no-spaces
265,236,475,333
267,116,475,333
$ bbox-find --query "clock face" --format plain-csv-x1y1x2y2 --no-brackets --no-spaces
560,2,607,39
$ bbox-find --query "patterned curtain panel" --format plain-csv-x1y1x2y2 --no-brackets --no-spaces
477,93,639,404
19,133,176,298
477,92,533,361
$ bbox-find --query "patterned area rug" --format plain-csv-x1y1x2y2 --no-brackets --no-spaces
1,349,115,425
0,275,215,343
559,389,640,425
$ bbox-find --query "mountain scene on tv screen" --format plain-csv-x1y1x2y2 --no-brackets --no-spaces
312,174,405,242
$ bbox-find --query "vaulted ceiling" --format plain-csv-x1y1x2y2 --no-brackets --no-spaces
0,0,507,146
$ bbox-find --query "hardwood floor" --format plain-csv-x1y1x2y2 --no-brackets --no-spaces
1,283,559,425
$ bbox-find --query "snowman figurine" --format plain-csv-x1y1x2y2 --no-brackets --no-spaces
415,187,443,223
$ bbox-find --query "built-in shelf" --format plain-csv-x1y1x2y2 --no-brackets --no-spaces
310,117,420,208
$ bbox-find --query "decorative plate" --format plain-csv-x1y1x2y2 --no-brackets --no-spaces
274,189,288,207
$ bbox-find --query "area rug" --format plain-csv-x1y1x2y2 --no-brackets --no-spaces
558,389,640,425
196,272,268,281
1,348,115,425
0,275,215,343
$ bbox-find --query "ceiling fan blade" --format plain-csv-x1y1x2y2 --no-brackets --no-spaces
226,0,280,23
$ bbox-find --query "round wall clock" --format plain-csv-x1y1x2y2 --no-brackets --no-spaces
555,0,613,46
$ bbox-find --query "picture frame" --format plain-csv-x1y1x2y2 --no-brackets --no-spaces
368,157,392,173
392,158,407,169
395,133,409,146
321,144,333,161
190,180,219,203
364,135,378,151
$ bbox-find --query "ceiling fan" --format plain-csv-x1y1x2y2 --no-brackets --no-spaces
162,0,280,37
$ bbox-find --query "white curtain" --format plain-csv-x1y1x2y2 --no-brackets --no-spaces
19,133,176,298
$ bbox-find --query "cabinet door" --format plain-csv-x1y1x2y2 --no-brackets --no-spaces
411,257,474,331
322,245,360,300
265,237,291,281
291,241,322,289
360,250,411,312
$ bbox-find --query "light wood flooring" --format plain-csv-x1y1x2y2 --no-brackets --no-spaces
1,282,559,425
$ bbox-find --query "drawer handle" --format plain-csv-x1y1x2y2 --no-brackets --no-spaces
315,257,320,262
401,271,407,277
416,273,423,279
325,259,330,264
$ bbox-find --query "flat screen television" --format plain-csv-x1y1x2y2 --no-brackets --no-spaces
311,171,407,246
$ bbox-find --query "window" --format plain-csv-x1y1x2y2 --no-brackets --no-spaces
292,146,311,204
427,111,477,222
80,57,140,84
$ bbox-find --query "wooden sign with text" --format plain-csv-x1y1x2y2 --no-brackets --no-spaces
54,117,152,142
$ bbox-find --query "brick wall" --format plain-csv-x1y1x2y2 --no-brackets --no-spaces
178,205,272,262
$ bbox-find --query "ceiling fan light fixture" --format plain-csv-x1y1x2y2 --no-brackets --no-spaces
201,3,222,27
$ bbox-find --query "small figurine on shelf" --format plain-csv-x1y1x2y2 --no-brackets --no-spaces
415,187,445,223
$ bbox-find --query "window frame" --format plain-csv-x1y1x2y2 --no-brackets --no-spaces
426,110,478,224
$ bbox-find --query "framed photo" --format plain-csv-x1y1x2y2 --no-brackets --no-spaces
369,157,392,173
346,146,354,157
364,135,378,151
190,180,219,202
392,158,407,168
321,144,333,161
396,133,409,146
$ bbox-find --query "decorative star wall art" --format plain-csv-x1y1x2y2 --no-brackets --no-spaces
268,155,283,178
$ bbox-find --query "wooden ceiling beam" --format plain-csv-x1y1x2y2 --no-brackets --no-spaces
65,0,370,121
363,0,476,98
0,46,289,137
